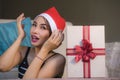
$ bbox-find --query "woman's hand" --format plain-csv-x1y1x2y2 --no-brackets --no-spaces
42,30,64,52
16,13,25,39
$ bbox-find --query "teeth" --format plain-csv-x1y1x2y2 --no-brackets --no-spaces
32,35,39,40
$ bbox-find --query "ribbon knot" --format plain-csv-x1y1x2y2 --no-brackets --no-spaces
75,39,96,63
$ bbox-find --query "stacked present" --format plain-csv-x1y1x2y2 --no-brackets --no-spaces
66,25,107,78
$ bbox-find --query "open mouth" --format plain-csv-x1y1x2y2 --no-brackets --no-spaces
31,35,39,43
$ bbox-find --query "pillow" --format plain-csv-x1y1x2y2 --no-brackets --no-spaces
0,17,32,55
105,42,120,77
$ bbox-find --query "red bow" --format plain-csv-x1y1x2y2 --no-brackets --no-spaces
75,39,96,63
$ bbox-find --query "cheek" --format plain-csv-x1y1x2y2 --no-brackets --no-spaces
43,32,50,39
39,31,50,40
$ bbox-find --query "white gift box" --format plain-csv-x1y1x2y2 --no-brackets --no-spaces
66,25,107,78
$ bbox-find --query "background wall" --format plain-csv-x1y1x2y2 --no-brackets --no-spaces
0,0,120,42
0,0,2,18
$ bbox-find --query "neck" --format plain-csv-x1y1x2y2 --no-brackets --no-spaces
35,46,42,55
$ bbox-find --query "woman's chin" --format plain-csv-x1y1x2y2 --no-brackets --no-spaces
31,42,38,46
31,42,42,47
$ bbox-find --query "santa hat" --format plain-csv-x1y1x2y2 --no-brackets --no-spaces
37,7,66,32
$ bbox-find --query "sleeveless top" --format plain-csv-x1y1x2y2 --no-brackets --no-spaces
18,47,62,78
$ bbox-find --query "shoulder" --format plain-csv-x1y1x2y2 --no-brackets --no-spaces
45,52,66,66
20,46,28,53
51,52,66,62
19,46,29,60
56,53,66,63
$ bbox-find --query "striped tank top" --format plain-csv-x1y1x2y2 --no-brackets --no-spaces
18,47,62,78
18,47,30,78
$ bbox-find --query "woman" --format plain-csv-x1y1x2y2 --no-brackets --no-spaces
0,7,66,79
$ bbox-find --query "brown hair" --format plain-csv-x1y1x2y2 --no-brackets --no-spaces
42,16,52,36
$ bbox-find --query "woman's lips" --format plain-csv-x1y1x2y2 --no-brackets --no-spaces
31,35,39,43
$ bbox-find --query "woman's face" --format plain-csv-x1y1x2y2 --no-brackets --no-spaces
30,16,51,47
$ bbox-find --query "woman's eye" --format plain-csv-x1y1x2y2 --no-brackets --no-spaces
32,23,36,27
40,25,47,30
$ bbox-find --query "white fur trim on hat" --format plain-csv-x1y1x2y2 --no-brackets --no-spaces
39,13,57,32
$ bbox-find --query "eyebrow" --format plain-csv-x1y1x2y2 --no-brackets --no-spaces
33,21,47,25
40,24,47,25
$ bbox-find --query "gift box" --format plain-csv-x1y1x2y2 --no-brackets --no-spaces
66,25,107,78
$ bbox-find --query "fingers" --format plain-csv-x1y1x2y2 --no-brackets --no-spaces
16,13,26,38
50,30,64,45
17,13,25,25
56,30,64,43
42,30,64,51
16,13,26,28
17,13,25,21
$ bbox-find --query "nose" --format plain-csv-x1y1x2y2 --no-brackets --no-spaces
32,26,40,34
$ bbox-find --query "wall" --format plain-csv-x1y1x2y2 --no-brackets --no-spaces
1,0,120,42
0,0,2,18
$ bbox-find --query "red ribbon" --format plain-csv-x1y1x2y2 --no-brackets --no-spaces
66,26,105,78
75,39,96,63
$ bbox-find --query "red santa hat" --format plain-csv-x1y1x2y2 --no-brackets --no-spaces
37,7,66,32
